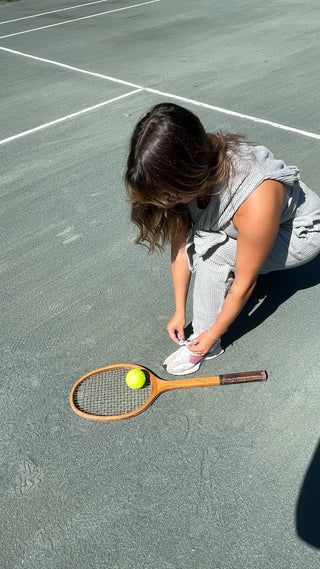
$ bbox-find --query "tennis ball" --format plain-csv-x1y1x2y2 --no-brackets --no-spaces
125,369,146,389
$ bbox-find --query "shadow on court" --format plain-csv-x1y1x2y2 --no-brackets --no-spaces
223,254,320,348
296,441,320,549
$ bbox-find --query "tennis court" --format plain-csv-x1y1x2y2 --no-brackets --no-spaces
1,1,320,567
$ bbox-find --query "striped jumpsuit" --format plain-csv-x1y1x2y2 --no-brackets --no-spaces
186,144,320,337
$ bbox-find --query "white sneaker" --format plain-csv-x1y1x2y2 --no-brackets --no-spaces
163,337,224,375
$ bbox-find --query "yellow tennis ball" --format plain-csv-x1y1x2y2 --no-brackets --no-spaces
125,369,146,389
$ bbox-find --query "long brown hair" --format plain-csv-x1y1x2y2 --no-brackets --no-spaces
125,103,244,251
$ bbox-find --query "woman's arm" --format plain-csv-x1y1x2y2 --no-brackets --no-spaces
189,179,285,354
167,215,192,344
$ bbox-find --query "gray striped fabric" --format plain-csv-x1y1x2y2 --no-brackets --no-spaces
185,144,320,335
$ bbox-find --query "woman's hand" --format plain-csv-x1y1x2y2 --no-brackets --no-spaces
168,219,191,345
167,312,186,344
188,331,216,355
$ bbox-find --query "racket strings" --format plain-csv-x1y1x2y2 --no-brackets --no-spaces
73,368,152,416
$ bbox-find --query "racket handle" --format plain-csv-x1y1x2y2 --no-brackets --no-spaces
160,370,267,393
219,370,267,384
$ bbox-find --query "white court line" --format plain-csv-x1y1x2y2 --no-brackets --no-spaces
0,89,142,146
0,47,142,89
1,45,319,142
0,0,161,39
145,88,320,141
0,0,112,25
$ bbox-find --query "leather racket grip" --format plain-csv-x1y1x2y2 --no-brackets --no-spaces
220,370,267,384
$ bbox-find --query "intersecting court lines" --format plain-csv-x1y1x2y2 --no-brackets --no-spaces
1,43,320,146
0,0,160,144
0,44,142,144
1,0,320,146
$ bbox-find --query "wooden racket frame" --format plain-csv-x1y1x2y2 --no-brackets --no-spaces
70,363,267,422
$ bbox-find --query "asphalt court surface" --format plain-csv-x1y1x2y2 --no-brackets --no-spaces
1,1,320,568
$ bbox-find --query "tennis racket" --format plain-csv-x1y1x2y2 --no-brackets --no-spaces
70,364,267,422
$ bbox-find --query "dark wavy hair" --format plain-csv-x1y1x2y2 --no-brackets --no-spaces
125,102,244,251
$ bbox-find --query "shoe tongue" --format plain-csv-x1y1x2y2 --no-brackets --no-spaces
189,354,203,364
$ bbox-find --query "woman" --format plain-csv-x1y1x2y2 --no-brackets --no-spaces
125,103,320,375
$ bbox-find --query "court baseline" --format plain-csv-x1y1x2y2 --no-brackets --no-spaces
0,0,115,25
0,0,161,39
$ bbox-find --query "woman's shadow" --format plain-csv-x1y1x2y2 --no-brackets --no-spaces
296,441,320,548
222,254,320,347
221,256,320,548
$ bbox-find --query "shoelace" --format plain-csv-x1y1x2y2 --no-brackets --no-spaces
178,339,191,346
